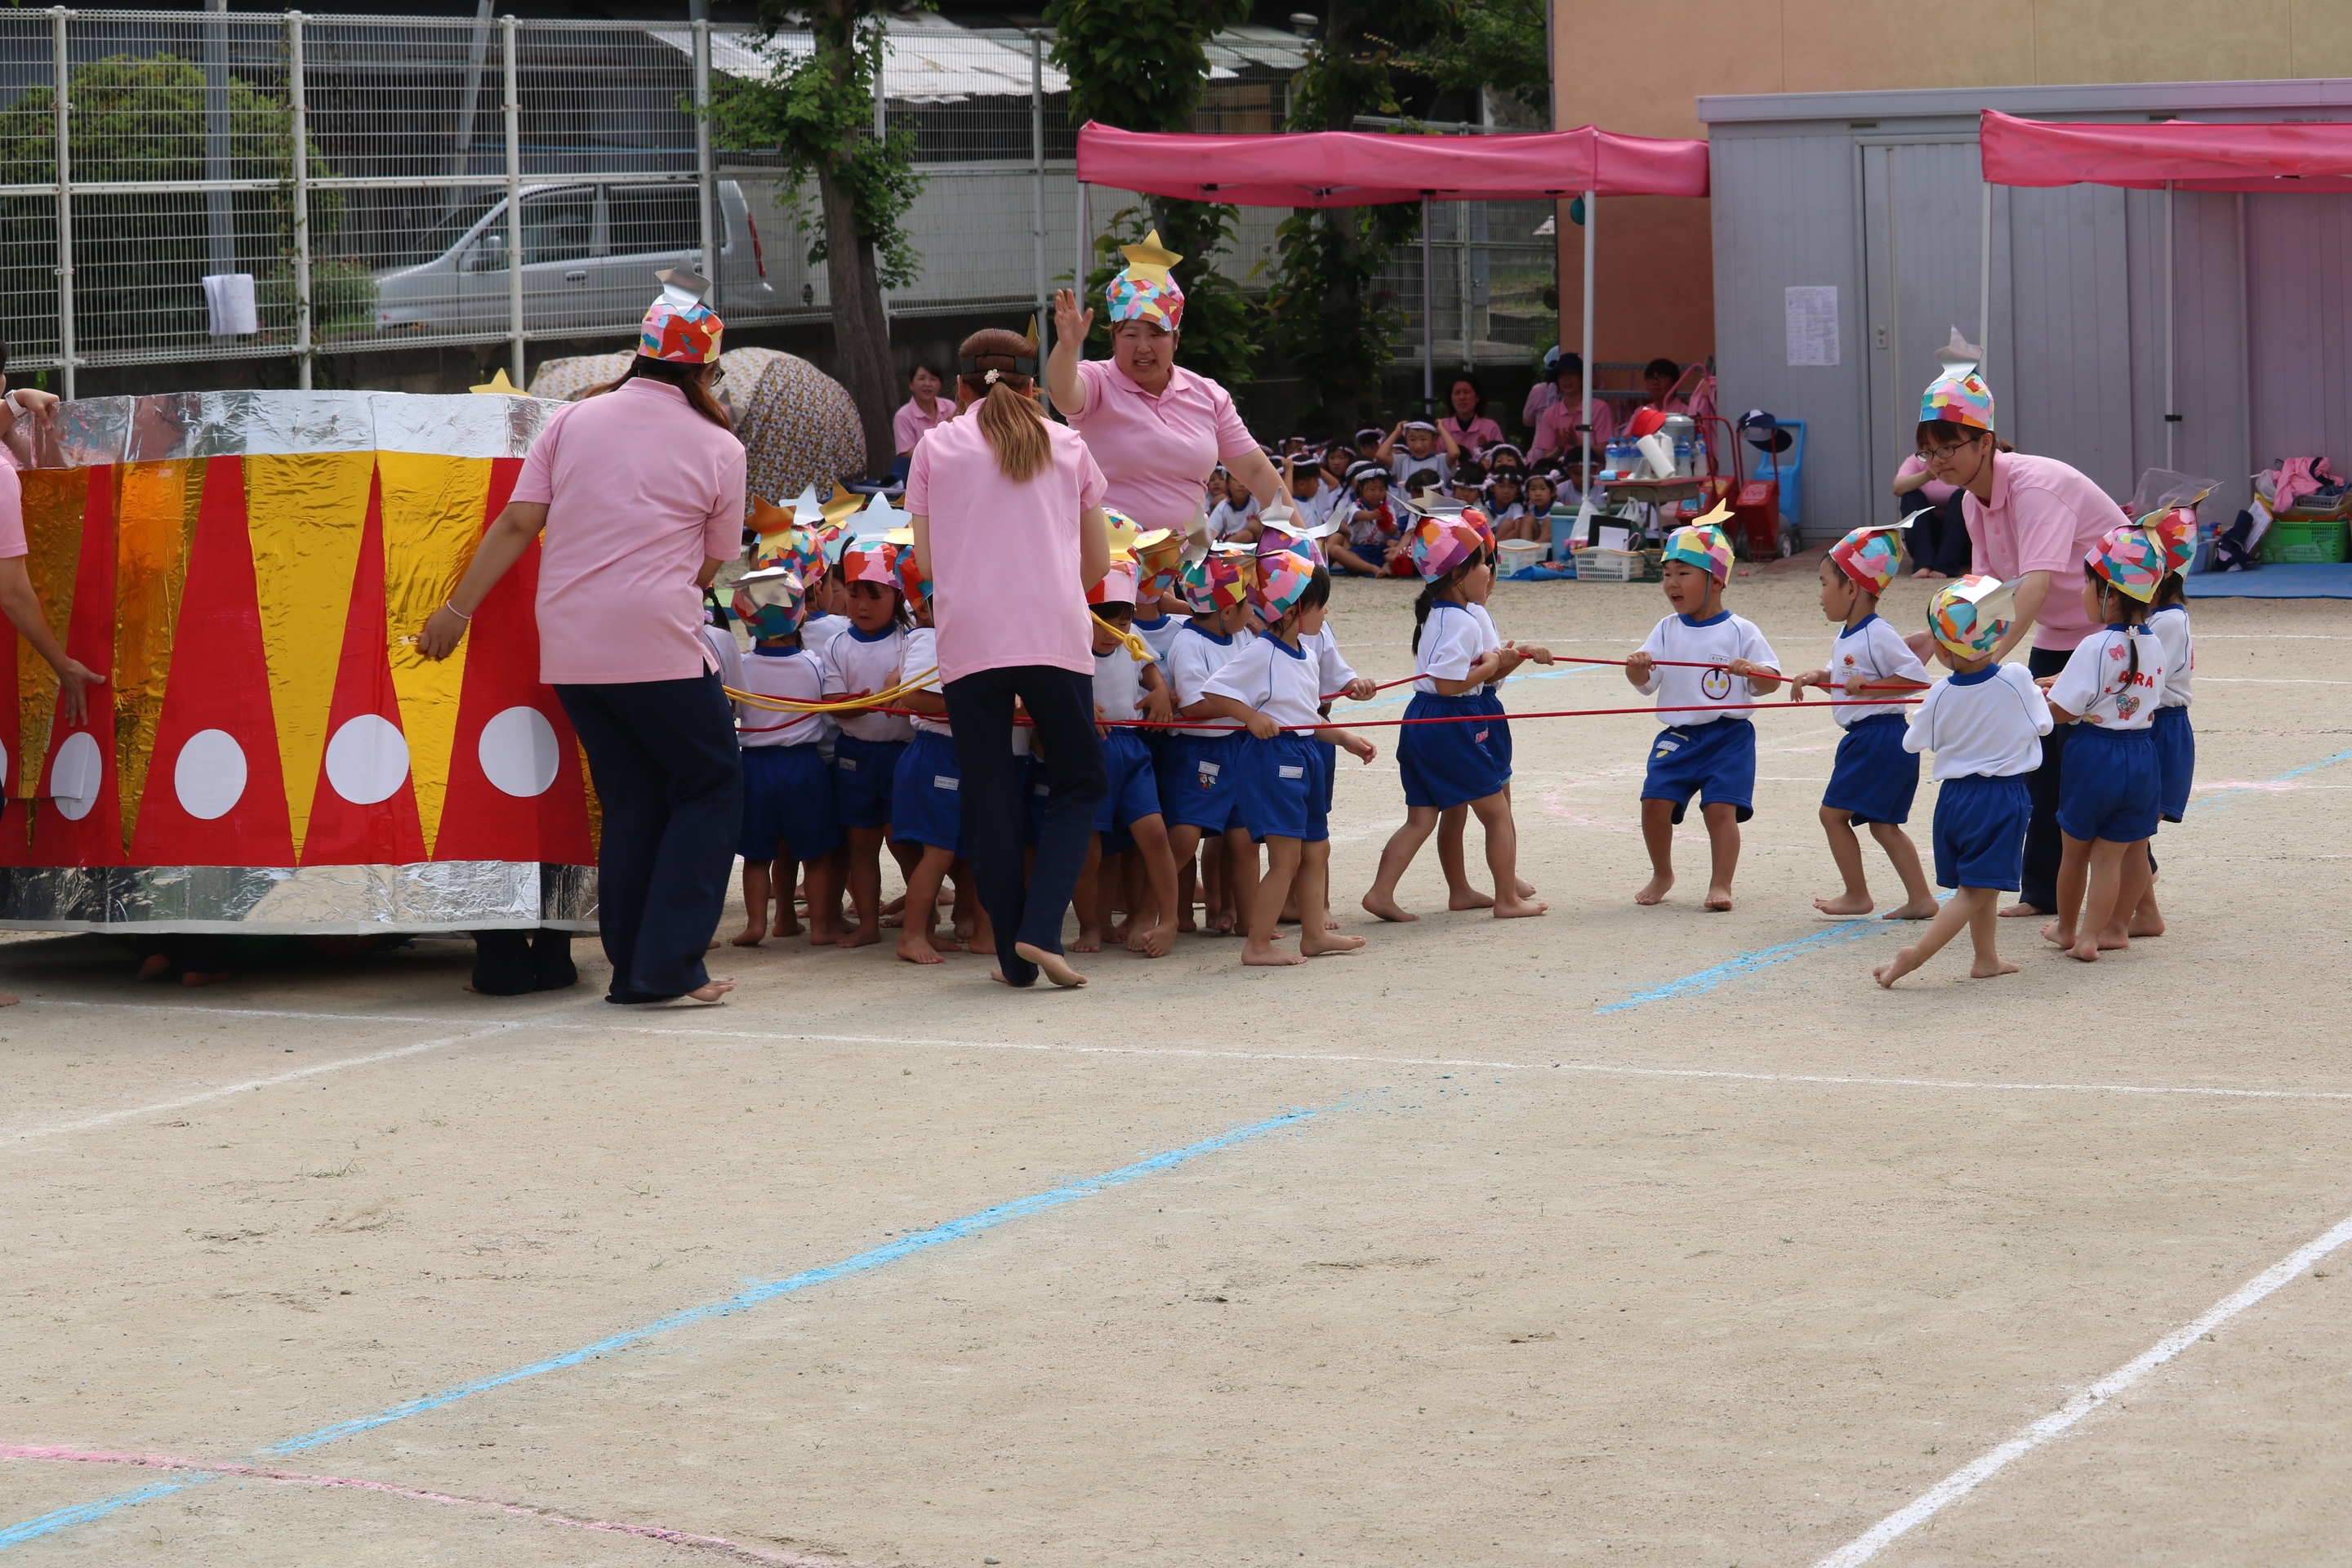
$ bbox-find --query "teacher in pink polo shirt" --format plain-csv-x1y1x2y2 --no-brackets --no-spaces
421,276,747,1006
1913,345,2127,920
1045,231,1285,532
909,327,1111,990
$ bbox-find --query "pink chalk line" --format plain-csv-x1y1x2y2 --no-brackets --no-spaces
0,1445,840,1566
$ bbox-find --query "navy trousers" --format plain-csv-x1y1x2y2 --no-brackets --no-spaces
942,664,1107,986
2017,644,2073,912
557,672,742,1002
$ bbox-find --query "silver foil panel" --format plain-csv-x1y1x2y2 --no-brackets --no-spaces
29,390,556,470
0,862,597,936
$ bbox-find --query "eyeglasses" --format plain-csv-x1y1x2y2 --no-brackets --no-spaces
1922,439,1977,461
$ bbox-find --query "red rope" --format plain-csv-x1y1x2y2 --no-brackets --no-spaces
741,696,1920,735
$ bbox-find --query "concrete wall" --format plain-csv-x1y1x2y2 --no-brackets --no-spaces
1552,0,2352,368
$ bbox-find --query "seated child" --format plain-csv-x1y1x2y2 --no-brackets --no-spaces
1327,466,1406,577
1378,419,1457,490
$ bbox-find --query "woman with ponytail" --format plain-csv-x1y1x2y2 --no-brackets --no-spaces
906,327,1111,988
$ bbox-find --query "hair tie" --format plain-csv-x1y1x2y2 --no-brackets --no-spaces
984,368,1000,385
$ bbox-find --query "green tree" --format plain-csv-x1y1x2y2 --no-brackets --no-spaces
0,52,359,360
1045,0,1259,388
709,0,929,480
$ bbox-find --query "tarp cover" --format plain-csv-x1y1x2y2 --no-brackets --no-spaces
1980,108,2352,193
1075,122,1710,206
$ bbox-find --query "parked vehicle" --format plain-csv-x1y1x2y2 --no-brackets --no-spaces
371,179,772,334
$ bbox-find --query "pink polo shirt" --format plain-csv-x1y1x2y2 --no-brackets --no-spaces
1062,358,1257,531
510,378,746,685
0,461,23,558
905,412,1107,684
1531,394,1614,459
1961,451,2127,653
892,394,953,455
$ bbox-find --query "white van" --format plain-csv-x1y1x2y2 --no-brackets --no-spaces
371,179,773,334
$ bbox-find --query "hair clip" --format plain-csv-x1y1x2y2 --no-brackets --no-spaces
984,368,1000,385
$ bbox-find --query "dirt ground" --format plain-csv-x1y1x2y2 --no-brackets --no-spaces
4,560,2350,1568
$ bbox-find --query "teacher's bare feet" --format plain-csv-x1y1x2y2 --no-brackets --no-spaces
1013,942,1087,987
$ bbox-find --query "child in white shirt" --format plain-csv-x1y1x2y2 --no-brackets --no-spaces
2132,530,2196,938
1160,553,1257,934
819,543,915,951
1083,564,1180,957
1624,522,1781,911
727,565,839,948
1205,469,1261,543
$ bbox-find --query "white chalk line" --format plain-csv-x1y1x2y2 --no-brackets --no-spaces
5,1022,518,1144
1812,1203,2352,1568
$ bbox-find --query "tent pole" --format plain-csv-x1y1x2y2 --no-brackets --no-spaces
1076,180,1089,343
1977,179,1993,377
1421,195,1434,416
2164,180,2176,470
1580,187,1595,501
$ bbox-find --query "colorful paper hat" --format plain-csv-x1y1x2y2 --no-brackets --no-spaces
1103,508,1143,564
1919,327,1993,432
1106,229,1185,331
751,522,828,598
732,564,807,642
1829,513,1918,596
640,271,722,364
895,542,933,604
1134,528,1184,595
1253,550,1316,617
1178,550,1249,615
1460,506,1497,551
841,540,900,590
1663,507,1734,582
1088,559,1141,606
2087,523,2168,603
2149,509,2197,576
1929,574,2016,659
1406,515,1484,581
814,519,854,568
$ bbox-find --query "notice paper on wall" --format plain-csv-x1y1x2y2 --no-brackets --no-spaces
1784,285,1839,367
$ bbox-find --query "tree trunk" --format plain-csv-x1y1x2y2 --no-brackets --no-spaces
816,161,900,482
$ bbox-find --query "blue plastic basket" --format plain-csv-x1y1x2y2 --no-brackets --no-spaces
1748,418,1805,532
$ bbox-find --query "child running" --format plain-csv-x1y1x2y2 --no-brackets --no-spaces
1873,576,2053,987
1790,522,1937,919
1084,559,1180,956
1362,515,1547,921
821,541,914,949
1626,519,1782,911
1198,550,1377,964
2040,524,2169,961
728,564,840,947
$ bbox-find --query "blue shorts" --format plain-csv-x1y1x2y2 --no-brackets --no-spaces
1236,732,1330,844
1397,692,1507,809
2153,703,2194,823
831,733,906,830
1642,717,1756,824
1478,691,1512,776
1320,737,1339,813
1094,727,1163,832
1822,712,1919,826
737,743,839,862
890,729,964,853
2057,723,2160,844
1157,731,1244,831
1932,773,2031,889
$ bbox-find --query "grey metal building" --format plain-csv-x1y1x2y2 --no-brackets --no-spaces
1701,78,2352,534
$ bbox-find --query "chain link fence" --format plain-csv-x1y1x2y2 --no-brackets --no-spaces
2,11,1546,398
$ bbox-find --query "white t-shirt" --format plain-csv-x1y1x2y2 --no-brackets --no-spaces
700,621,744,697
1290,484,1341,529
1414,600,1487,693
1168,621,1254,737
1390,448,1451,492
1132,612,1184,666
801,612,850,670
1206,497,1259,541
735,645,826,748
2047,626,2165,730
1823,612,1928,728
2149,604,2193,708
1203,633,1325,731
901,626,951,737
1635,611,1780,727
1094,644,1149,723
821,623,915,742
1465,603,1505,695
1306,625,1355,708
1903,662,2053,779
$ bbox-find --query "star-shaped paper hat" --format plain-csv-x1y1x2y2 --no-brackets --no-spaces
733,564,808,641
1829,511,1922,596
1919,327,1993,432
1252,550,1318,618
640,269,723,364
1928,574,2018,659
2127,472,2214,577
1664,502,1735,581
750,516,828,597
1106,229,1186,331
2087,523,2168,602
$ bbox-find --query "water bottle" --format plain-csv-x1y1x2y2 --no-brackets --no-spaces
1604,439,1637,480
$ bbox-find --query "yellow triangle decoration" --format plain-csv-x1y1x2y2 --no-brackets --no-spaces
377,452,491,854
470,368,527,395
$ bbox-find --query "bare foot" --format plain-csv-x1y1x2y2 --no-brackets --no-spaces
773,915,804,938
1300,929,1367,956
1813,891,1874,915
1635,873,1673,906
1209,910,1237,938
685,978,736,1002
806,925,841,948
1493,897,1549,920
1361,891,1419,923
1970,956,2021,978
1703,887,1735,911
2038,920,2073,948
2096,925,2131,951
895,933,947,965
1998,902,2049,919
990,967,1031,987
2129,911,2167,938
706,938,722,951
1448,887,1496,911
1241,940,1307,966
2066,940,2100,963
1107,919,1134,944
1177,913,1199,933
1071,928,1103,954
1128,917,1173,958
181,969,232,987
1873,946,1923,987
1881,898,1940,920
138,953,170,981
1515,877,1537,898
1279,900,1301,924
1013,942,1088,987
837,926,880,950
729,924,765,947
879,912,904,930
0,992,16,1005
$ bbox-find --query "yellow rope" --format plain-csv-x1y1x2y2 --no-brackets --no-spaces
1091,610,1155,662
723,666,942,714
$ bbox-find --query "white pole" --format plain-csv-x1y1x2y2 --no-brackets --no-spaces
289,12,312,390
503,16,523,385
1579,187,1595,499
1031,33,1047,412
2164,180,2176,470
1420,195,1433,416
51,7,74,403
1076,180,1089,338
693,18,716,310
1977,178,1993,379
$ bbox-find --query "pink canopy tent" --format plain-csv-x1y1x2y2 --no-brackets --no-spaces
1071,122,1711,472
1976,107,2352,464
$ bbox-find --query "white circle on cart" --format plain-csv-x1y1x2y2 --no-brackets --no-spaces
324,714,410,805
51,731,102,821
173,728,247,820
478,705,560,799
